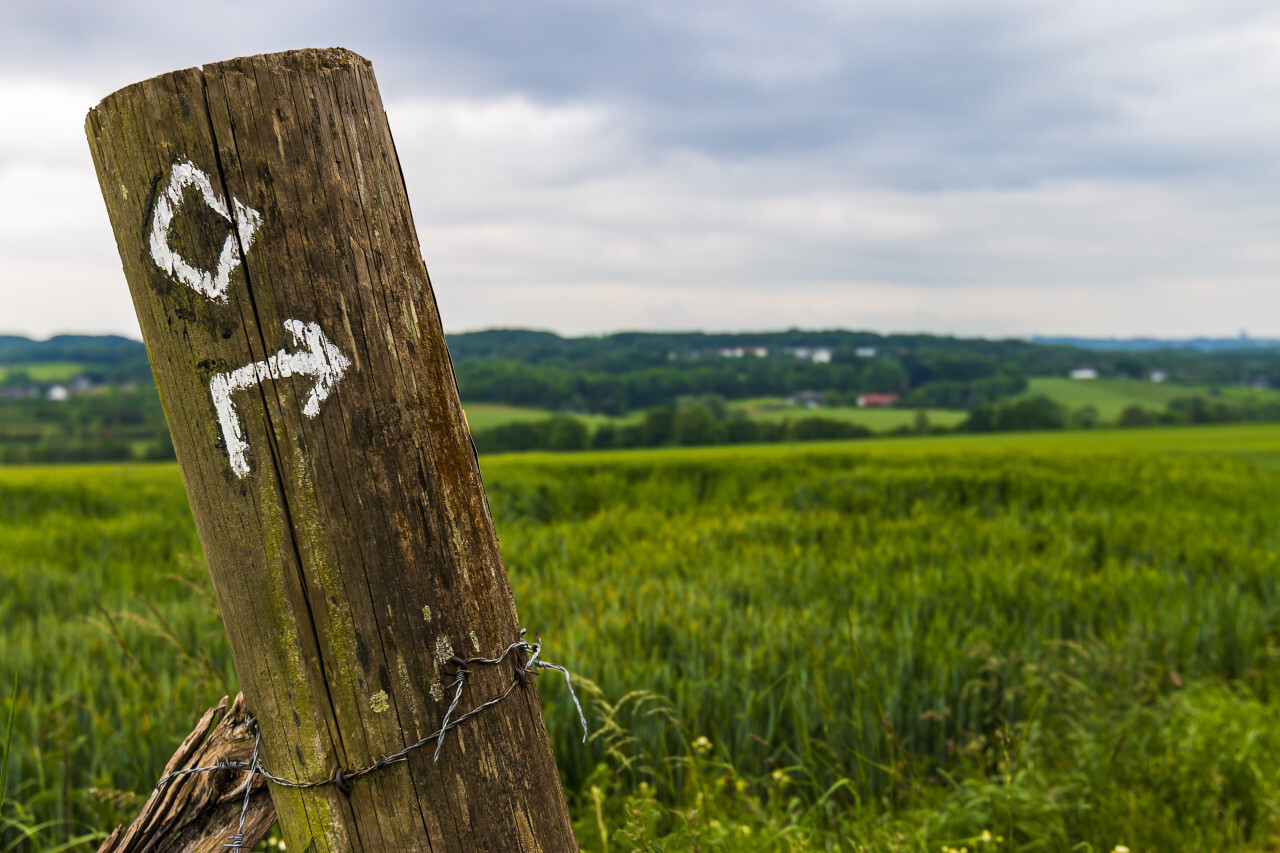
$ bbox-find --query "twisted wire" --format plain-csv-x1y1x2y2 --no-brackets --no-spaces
153,631,584,849
222,726,260,849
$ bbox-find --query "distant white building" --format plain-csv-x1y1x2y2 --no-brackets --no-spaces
1070,367,1098,380
47,385,69,401
855,347,878,358
1150,370,1167,383
718,347,745,358
784,346,831,363
750,346,768,358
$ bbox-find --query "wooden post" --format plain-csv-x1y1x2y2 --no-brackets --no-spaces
85,48,579,852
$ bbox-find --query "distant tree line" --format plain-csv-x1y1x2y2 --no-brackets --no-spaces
450,329,1280,415
6,330,1280,462
10,330,1280,408
453,353,1029,415
469,395,952,453
960,394,1280,434
0,388,173,464
0,335,153,385
469,395,887,453
469,391,1280,454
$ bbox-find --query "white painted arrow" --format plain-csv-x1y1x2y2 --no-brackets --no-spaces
210,319,353,478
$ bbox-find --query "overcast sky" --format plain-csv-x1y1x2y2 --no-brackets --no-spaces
2,0,1279,340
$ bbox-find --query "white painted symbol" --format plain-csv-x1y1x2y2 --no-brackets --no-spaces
149,160,263,301
211,319,352,478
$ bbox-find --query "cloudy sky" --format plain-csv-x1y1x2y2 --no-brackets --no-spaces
2,0,1279,340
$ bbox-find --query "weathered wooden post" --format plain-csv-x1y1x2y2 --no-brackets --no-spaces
85,48,579,852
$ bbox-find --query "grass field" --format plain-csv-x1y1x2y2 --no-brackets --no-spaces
5,425,1280,850
1022,376,1280,420
0,363,85,384
730,398,968,431
462,402,638,433
466,375,1280,436
463,399,970,435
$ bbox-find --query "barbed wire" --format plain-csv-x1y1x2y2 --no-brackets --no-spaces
154,630,586,851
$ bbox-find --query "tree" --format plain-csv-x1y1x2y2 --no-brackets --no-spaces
673,404,725,445
546,416,589,450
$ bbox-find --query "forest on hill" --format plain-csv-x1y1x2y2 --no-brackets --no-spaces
3,329,1280,462
450,329,1280,413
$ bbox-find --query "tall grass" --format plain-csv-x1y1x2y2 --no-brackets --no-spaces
3,426,1280,849
2,671,16,814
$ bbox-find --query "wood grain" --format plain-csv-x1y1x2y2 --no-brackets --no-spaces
85,48,578,852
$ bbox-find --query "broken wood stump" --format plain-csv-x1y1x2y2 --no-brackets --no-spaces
97,695,275,853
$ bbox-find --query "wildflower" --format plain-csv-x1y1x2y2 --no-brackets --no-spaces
980,830,993,843
1113,847,1129,853
693,735,712,755
734,778,747,792
771,769,787,785
739,825,752,836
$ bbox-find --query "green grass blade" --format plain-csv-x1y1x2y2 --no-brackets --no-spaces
0,670,15,817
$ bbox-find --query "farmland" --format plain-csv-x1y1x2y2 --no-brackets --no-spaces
1020,377,1280,421
4,425,1280,850
466,399,969,435
729,398,968,431
0,363,84,384
7,331,1280,463
462,402,638,433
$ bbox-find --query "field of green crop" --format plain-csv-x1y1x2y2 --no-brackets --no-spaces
731,398,968,431
5,426,1280,850
462,402,637,433
1023,376,1280,420
464,398,969,436
0,363,85,384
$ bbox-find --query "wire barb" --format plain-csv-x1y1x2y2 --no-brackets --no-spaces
223,724,261,850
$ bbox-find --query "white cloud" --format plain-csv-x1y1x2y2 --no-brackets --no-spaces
0,78,129,338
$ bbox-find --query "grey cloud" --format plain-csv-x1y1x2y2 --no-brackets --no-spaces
3,0,1279,338
8,0,1277,189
